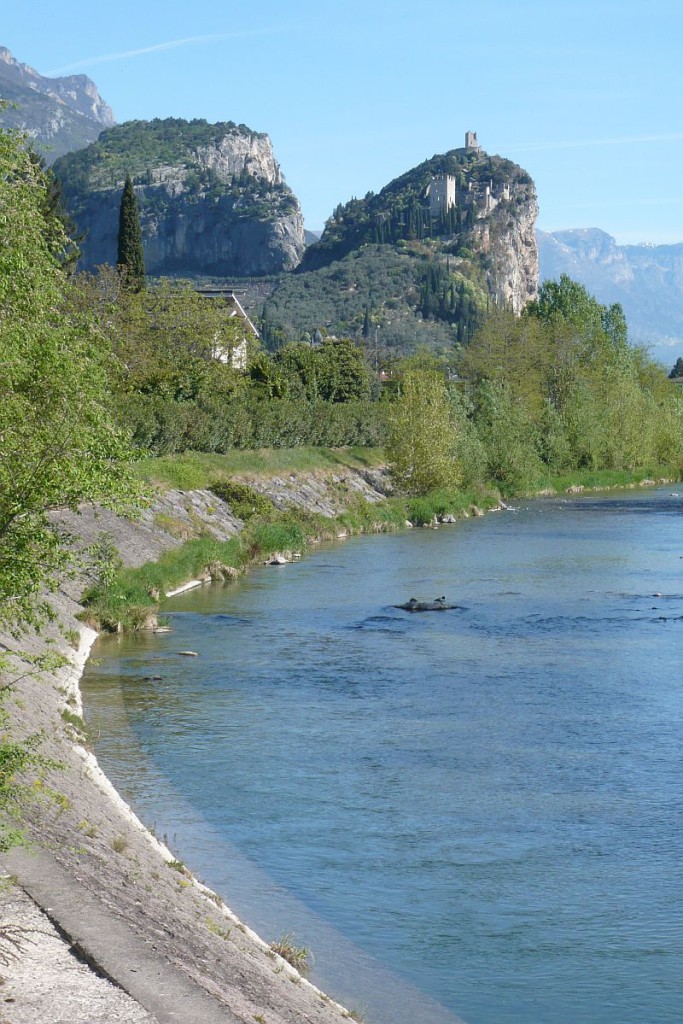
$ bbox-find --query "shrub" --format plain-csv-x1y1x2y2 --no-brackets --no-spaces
209,482,275,521
245,520,307,557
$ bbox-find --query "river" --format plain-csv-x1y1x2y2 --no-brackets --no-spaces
82,486,683,1024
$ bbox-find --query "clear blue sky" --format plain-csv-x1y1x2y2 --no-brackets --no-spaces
4,0,683,243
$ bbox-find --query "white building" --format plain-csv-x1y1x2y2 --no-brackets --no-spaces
195,286,259,370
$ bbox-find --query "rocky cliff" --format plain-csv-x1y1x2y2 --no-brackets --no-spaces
262,141,538,352
538,227,683,359
53,118,306,277
479,187,539,314
0,45,115,162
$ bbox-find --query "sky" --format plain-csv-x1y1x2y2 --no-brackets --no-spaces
4,0,683,243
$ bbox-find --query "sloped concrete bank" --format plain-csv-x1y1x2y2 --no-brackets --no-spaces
0,467,393,1024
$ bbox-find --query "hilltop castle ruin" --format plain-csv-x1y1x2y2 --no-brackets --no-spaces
427,131,511,220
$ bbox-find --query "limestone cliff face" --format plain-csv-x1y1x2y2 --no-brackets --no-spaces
53,119,306,277
194,133,283,185
480,190,539,313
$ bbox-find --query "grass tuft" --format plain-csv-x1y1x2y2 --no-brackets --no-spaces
269,933,311,974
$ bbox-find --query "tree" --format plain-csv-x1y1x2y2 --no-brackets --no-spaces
316,337,371,402
275,337,371,403
386,369,460,494
362,305,371,340
27,149,81,272
0,129,137,631
75,271,249,401
526,274,625,357
117,175,145,290
669,356,683,380
0,126,140,854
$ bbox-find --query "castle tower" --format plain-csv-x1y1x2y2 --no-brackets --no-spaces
465,130,481,152
428,174,456,218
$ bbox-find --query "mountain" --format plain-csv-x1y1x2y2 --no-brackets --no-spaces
53,118,306,277
262,137,538,353
537,228,683,360
0,45,114,162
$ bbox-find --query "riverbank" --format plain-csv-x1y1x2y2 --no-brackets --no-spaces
2,459,679,1021
0,463,400,1024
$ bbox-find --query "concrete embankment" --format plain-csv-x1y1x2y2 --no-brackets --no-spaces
0,466,391,1024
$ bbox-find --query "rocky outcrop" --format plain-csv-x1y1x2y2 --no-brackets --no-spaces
484,190,539,312
53,118,306,277
266,139,539,350
194,132,283,184
0,45,115,162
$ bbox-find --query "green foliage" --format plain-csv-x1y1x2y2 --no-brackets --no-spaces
419,263,484,343
0,743,38,850
133,448,386,490
534,467,678,493
85,534,124,589
209,482,275,521
273,337,371,402
458,285,683,490
74,269,381,453
76,269,250,400
0,668,56,851
26,150,80,272
54,118,258,190
118,394,387,455
245,520,307,557
473,379,544,493
386,369,461,494
0,128,138,631
61,708,87,733
81,537,247,631
262,244,476,355
52,118,298,269
117,175,145,290
335,496,407,533
269,934,311,975
272,142,527,352
301,148,532,271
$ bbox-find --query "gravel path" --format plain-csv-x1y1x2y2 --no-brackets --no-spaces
0,881,157,1024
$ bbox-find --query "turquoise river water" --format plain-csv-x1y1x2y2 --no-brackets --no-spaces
82,487,683,1024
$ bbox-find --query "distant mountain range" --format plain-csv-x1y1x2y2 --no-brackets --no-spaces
0,45,114,162
537,228,683,363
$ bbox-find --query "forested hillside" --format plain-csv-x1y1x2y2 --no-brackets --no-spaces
301,147,534,270
261,143,538,355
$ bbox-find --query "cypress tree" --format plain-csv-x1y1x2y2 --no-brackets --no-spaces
362,306,372,340
117,175,145,290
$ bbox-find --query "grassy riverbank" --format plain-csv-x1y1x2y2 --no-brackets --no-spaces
133,446,386,490
81,450,681,632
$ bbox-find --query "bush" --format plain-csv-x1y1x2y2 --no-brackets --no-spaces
245,520,307,557
209,482,275,521
117,394,388,455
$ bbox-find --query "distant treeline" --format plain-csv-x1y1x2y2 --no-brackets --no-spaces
69,266,683,491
